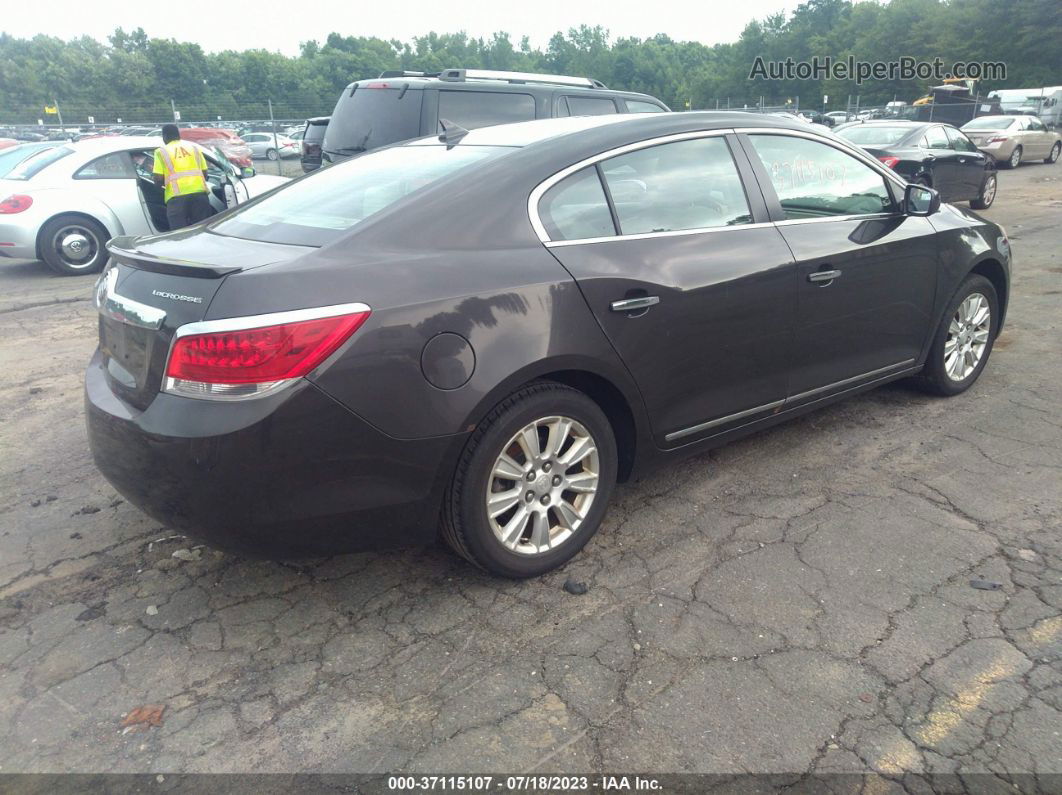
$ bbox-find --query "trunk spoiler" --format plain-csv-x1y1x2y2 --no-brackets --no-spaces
107,237,240,279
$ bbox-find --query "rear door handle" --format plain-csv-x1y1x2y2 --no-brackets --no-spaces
807,269,842,284
610,296,660,313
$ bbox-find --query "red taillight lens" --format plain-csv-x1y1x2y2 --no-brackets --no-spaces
877,156,900,169
0,195,33,214
166,311,369,385
987,136,1008,144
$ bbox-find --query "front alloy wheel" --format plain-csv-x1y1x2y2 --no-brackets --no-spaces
443,382,617,578
1045,142,1061,164
919,274,999,396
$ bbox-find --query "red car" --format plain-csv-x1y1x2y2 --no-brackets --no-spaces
179,127,253,169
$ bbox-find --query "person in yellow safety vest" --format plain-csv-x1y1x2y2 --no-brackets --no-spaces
152,124,214,230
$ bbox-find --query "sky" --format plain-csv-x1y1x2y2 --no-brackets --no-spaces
1,0,802,55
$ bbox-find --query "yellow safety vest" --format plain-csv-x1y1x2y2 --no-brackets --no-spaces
153,140,208,202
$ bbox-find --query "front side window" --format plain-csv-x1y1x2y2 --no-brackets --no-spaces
538,167,615,241
945,127,979,153
213,143,507,246
437,91,536,130
601,136,752,234
625,100,665,113
75,152,135,179
565,97,618,116
747,134,895,219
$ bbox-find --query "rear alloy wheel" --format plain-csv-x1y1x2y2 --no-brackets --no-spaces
1006,145,1022,169
266,148,278,161
970,173,997,209
919,274,999,396
443,382,617,578
1045,142,1061,164
38,215,110,276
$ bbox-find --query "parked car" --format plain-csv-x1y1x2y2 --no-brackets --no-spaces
0,142,60,178
322,67,669,165
242,132,300,160
301,116,329,173
178,127,254,169
960,115,1061,168
798,110,833,127
825,111,853,125
83,112,1010,576
835,120,997,209
0,136,288,275
0,138,18,151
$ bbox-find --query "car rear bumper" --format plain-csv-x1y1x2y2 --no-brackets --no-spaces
85,349,465,556
0,221,37,259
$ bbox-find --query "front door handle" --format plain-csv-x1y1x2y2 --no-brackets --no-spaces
610,296,660,313
807,269,842,284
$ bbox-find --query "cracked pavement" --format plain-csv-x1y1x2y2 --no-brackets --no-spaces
1,165,1060,784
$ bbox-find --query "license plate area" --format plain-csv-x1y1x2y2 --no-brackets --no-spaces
100,315,156,391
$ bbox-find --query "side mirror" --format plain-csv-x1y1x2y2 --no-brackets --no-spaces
241,166,256,179
905,182,940,216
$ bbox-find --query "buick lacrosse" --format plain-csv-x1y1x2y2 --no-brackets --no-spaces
86,112,1010,577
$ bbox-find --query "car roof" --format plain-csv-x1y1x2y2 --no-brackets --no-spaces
346,75,659,101
406,111,811,150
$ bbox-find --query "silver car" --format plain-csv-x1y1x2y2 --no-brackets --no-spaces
0,136,289,275
961,115,1062,168
241,132,300,160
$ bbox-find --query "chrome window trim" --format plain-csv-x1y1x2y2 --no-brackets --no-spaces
544,220,776,248
664,359,916,443
734,126,911,191
94,265,166,330
162,302,371,401
773,211,898,227
528,128,735,244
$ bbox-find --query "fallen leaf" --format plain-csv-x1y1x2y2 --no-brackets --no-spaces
120,704,165,730
171,548,201,562
145,605,158,616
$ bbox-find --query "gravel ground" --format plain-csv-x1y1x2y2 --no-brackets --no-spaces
0,163,1060,784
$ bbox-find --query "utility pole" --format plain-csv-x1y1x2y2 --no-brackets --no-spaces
54,100,64,135
268,99,281,176
171,98,178,123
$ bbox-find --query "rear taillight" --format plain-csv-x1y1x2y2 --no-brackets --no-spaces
0,194,33,214
164,305,370,400
877,156,900,169
987,136,1009,144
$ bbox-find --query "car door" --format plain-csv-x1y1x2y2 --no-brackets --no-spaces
1025,117,1051,157
72,150,154,236
944,126,989,198
740,131,938,398
535,132,797,446
921,125,962,199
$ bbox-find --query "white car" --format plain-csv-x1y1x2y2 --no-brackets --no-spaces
0,136,289,275
241,132,300,160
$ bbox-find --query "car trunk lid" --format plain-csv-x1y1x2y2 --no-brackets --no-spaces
97,233,315,409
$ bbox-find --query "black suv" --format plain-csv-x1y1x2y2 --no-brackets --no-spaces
301,116,329,172
322,67,669,164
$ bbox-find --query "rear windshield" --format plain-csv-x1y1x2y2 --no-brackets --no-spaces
323,87,423,157
963,117,1017,130
304,121,328,144
212,144,508,246
5,146,73,180
0,144,57,178
836,126,914,146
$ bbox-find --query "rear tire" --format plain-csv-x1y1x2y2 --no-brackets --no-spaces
38,214,110,276
918,274,999,396
266,148,278,161
442,382,617,578
1045,142,1061,164
1004,145,1022,169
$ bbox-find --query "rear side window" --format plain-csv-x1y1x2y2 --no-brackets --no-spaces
747,134,895,219
213,144,507,246
5,146,73,180
565,96,618,116
539,167,615,241
626,100,665,113
324,87,424,156
438,91,536,130
600,137,752,234
923,126,951,149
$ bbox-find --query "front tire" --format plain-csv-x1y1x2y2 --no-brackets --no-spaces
1045,142,1061,164
919,274,999,396
38,214,110,275
970,173,997,209
442,382,617,578
1005,146,1022,169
